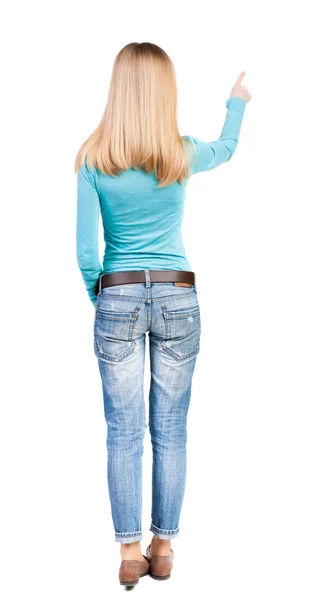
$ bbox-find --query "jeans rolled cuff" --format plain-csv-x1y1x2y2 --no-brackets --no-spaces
150,522,180,539
115,530,142,543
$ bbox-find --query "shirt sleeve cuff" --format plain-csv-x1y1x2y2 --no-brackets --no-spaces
226,96,247,111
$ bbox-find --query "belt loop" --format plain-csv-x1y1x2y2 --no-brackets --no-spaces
98,273,103,293
194,272,197,293
144,269,151,288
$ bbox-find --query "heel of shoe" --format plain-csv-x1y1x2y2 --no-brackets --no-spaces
120,578,139,586
150,572,171,580
146,544,174,580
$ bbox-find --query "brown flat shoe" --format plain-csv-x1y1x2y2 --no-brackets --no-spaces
119,555,150,586
146,544,174,580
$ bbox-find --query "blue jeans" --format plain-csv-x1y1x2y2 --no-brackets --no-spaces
93,270,201,543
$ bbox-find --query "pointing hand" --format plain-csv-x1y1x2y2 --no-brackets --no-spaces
229,72,252,103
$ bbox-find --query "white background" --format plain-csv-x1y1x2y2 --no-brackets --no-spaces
1,0,321,598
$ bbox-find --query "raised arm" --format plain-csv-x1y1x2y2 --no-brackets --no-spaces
76,159,103,307
185,71,251,175
185,96,247,175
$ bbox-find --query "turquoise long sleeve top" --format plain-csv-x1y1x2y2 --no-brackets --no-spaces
76,96,247,307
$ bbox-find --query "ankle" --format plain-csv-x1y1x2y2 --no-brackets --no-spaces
150,535,171,555
120,541,143,560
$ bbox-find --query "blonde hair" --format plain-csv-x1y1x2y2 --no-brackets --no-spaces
74,42,195,187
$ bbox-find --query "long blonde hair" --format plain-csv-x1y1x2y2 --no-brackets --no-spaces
74,42,195,187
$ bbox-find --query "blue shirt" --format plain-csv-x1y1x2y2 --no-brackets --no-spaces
76,96,246,306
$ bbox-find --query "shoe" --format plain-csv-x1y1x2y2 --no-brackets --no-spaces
146,543,174,580
119,555,150,586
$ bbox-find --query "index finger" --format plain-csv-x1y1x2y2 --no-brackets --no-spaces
235,71,246,86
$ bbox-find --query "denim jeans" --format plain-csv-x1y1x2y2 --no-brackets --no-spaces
93,270,201,543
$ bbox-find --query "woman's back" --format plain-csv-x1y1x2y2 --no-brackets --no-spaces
90,164,190,273
76,94,247,306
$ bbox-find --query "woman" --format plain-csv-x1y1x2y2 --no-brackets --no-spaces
75,42,251,586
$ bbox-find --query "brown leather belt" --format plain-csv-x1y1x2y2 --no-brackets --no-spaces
95,269,196,295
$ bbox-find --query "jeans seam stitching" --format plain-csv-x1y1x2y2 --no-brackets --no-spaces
98,291,197,302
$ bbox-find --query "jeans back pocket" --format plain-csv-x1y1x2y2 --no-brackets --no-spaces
94,307,139,362
160,304,201,361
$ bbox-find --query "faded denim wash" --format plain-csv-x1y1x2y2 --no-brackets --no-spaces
93,271,201,543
